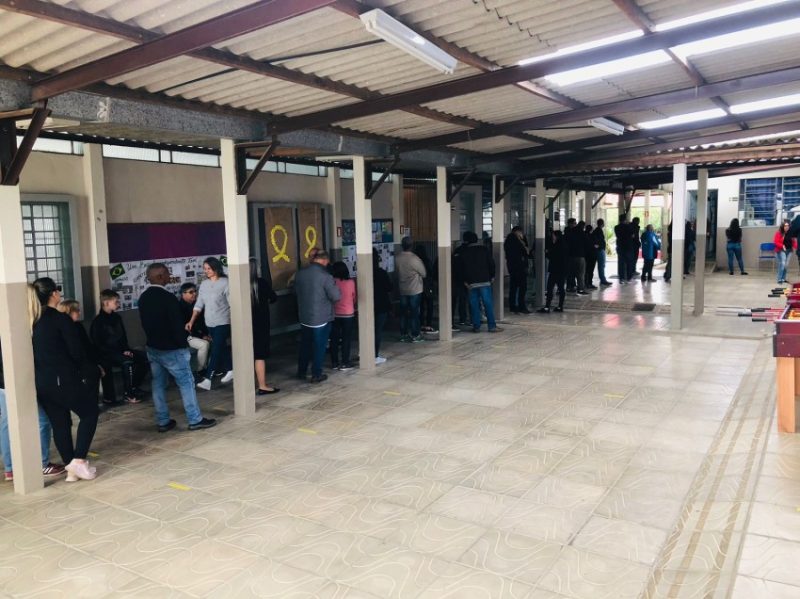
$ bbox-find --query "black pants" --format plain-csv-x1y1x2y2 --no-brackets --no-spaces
330,316,355,366
508,270,528,312
545,272,566,308
568,257,586,291
641,259,655,281
38,382,98,463
452,283,468,324
99,350,148,402
419,291,435,328
585,254,597,287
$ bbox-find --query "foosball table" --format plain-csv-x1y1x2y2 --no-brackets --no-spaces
772,284,800,432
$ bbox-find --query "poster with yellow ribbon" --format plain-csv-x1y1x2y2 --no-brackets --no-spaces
297,204,324,263
264,206,297,290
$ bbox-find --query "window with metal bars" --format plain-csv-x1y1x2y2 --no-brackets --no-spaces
21,202,75,298
738,176,800,226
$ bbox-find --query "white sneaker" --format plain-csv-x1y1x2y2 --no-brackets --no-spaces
196,378,212,391
65,460,97,482
375,356,387,365
220,370,234,384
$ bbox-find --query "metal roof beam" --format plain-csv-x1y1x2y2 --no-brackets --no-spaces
269,2,799,134
396,66,800,152
30,0,338,101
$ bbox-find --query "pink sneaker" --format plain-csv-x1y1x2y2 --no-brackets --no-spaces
65,460,97,482
3,471,12,482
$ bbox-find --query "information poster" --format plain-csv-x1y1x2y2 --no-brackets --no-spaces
341,217,395,277
264,206,297,290
297,204,324,264
109,255,226,310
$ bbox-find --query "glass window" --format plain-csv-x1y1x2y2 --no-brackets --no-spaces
102,144,160,162
285,162,321,176
171,151,219,167
21,202,75,298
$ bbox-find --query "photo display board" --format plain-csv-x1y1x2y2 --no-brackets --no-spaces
263,206,298,290
341,218,395,277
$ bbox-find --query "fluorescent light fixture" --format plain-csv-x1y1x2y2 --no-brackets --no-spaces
672,17,800,59
730,93,800,114
637,108,727,129
655,0,792,31
517,30,643,66
545,50,671,86
359,9,457,74
588,117,625,136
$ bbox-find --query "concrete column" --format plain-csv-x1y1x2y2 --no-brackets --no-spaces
353,157,375,371
492,176,505,320
670,164,687,331
694,169,708,317
534,179,547,308
0,185,43,494
392,173,404,253
618,194,626,217
81,144,110,316
220,139,255,416
584,192,594,225
436,167,453,341
326,166,343,261
644,190,651,227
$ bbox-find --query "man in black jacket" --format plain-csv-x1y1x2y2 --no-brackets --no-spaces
592,219,612,286
138,264,216,432
451,233,470,326
564,219,588,295
614,215,632,284
505,226,531,314
538,230,569,313
456,232,503,333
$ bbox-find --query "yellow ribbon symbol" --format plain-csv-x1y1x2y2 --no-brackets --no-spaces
304,225,318,259
270,225,290,263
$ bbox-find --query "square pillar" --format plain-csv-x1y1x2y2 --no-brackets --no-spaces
670,164,687,331
220,139,255,416
437,167,452,341
326,166,343,261
492,176,505,321
644,190,652,227
81,144,110,317
534,179,547,308
353,157,375,371
694,169,708,317
0,185,43,494
584,192,594,225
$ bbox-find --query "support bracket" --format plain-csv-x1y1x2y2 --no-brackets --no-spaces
592,191,607,209
1,102,49,186
544,185,568,213
623,188,637,215
366,154,399,199
448,166,476,203
495,175,521,203
237,136,279,195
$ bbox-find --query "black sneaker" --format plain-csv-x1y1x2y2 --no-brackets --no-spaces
158,419,177,433
338,363,355,371
553,307,563,312
537,307,550,313
310,374,328,383
188,417,217,431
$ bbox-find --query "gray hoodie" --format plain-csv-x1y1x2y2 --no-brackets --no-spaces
294,263,341,327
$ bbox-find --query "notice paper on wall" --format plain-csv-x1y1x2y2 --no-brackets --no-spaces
109,255,226,310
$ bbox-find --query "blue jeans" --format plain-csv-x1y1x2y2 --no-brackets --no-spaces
469,285,497,331
298,323,332,379
777,249,790,282
146,347,203,427
597,249,608,283
206,324,232,376
0,388,51,472
727,242,744,274
399,294,422,337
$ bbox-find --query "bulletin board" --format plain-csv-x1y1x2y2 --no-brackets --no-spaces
263,206,297,290
340,218,395,276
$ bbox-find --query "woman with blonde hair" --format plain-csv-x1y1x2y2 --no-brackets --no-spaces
32,278,98,482
0,284,65,482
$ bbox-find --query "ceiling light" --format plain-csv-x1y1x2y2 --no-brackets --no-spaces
655,0,792,31
730,93,800,114
518,30,643,66
672,18,800,59
637,108,727,129
545,50,672,86
360,9,457,74
588,117,625,136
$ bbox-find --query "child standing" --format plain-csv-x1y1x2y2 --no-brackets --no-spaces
640,224,661,282
330,261,356,371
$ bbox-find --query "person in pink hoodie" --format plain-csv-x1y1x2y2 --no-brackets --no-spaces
330,261,357,370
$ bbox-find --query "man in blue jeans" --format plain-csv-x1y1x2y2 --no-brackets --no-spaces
138,264,216,432
295,250,340,383
456,232,503,333
394,236,426,342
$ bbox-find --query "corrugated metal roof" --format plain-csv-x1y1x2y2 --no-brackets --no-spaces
449,135,539,153
422,85,567,124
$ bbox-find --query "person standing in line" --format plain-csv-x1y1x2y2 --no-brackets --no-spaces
249,258,279,394
139,264,216,432
457,231,503,333
179,283,211,379
505,226,531,314
565,218,588,295
188,257,233,390
774,220,795,284
32,277,98,482
373,249,393,365
58,300,104,407
452,233,470,326
614,214,632,284
684,220,696,275
329,261,356,371
664,222,673,283
592,219,612,286
629,217,642,279
414,244,439,333
395,236,426,343
538,230,569,313
725,219,748,276
584,224,598,290
295,250,340,383
640,225,661,282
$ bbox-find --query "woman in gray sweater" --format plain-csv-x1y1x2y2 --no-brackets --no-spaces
187,257,233,390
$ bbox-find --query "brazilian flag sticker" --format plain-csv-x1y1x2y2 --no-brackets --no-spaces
110,264,126,280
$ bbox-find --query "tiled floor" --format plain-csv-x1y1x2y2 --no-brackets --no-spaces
0,269,797,598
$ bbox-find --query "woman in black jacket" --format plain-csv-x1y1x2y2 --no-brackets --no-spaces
32,278,98,482
250,259,279,395
57,299,104,407
725,218,748,275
